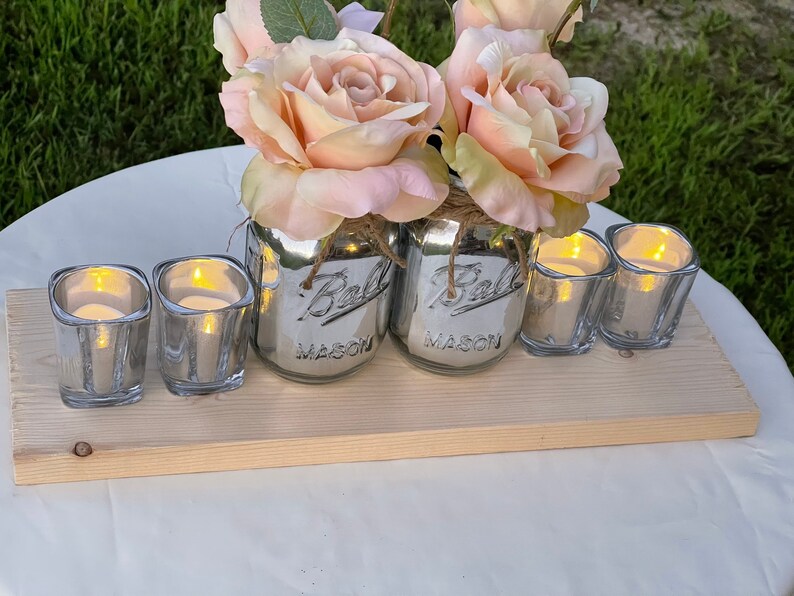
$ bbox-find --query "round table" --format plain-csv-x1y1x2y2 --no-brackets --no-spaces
1,147,793,595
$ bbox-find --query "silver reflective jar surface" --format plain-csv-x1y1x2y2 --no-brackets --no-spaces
246,221,398,384
390,219,533,375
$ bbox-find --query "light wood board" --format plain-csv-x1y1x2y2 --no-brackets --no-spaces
6,288,758,485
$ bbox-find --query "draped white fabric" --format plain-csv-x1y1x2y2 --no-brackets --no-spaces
1,147,792,595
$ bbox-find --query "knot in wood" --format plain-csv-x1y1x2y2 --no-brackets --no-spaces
618,349,634,359
73,441,93,457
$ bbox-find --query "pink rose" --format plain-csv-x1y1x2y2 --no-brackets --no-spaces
453,0,583,42
220,29,449,241
214,0,384,74
440,27,622,235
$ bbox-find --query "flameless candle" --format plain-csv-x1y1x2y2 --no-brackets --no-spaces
153,255,254,396
177,295,232,311
521,230,616,356
49,265,151,408
72,303,125,321
600,223,700,349
538,259,600,277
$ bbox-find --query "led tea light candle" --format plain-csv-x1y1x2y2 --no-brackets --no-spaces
153,255,254,396
72,303,126,320
48,265,151,408
520,230,616,356
600,223,700,349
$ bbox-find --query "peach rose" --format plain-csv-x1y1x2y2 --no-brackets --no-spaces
440,27,622,235
453,0,582,42
214,0,384,74
220,29,449,241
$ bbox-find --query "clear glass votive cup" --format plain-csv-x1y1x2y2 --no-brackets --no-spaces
520,229,616,356
600,223,700,350
49,264,152,408
153,255,254,396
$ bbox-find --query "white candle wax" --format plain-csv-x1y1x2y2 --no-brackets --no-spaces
541,259,600,277
178,295,231,311
72,303,125,321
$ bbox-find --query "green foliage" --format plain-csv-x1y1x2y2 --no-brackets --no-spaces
1,0,236,228
260,0,337,43
557,11,794,368
1,0,792,368
489,225,515,249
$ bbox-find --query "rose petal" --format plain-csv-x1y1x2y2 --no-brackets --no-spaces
418,62,447,127
220,73,298,164
339,29,432,102
305,119,418,169
377,145,450,221
284,83,353,145
531,123,623,200
242,154,344,241
224,0,273,57
297,167,399,218
492,83,531,125
445,26,548,132
453,133,556,231
454,0,582,42
463,87,537,178
213,13,247,75
296,145,448,220
564,77,609,144
275,37,357,87
454,0,498,38
504,52,571,96
337,2,384,33
247,86,310,165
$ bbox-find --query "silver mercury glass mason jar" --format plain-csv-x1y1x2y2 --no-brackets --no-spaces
245,221,398,383
390,218,533,375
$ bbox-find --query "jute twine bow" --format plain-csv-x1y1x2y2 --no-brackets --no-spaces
426,182,530,299
301,214,406,290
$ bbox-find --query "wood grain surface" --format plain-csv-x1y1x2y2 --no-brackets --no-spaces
6,289,759,485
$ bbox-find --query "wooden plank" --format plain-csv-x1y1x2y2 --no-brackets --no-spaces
6,288,759,485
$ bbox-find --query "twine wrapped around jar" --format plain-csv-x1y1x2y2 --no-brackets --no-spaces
299,178,531,295
426,180,531,299
301,214,406,290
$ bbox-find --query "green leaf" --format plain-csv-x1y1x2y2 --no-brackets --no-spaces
488,224,515,249
541,194,590,238
260,0,338,44
590,0,599,11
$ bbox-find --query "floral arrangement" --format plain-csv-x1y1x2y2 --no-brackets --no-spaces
213,0,622,243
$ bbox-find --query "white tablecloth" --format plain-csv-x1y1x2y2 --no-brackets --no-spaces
1,146,792,595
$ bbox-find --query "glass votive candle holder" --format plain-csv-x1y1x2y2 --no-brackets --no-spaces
600,223,700,350
520,229,616,356
48,265,151,408
153,255,254,396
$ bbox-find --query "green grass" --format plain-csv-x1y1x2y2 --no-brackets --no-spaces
2,0,792,368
